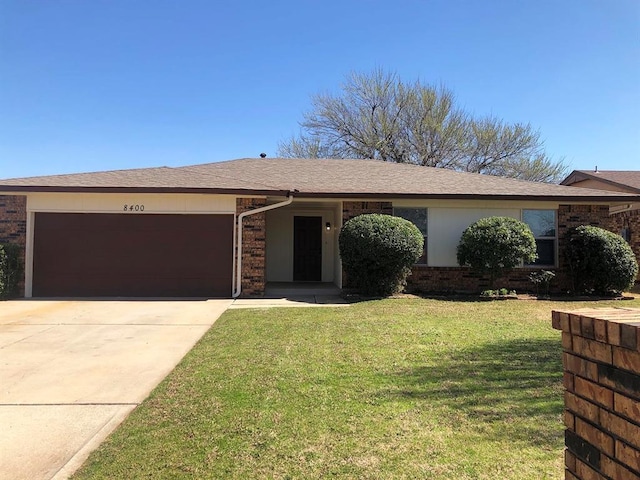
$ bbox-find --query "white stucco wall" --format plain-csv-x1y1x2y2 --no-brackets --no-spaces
427,208,521,266
26,192,236,214
392,199,561,268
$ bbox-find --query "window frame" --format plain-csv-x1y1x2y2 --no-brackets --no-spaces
522,209,557,267
393,207,428,265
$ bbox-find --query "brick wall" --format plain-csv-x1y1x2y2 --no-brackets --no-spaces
407,266,542,294
552,308,640,480
608,210,640,282
342,201,393,222
0,195,27,296
236,198,267,297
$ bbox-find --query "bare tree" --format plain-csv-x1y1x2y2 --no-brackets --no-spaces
278,70,568,183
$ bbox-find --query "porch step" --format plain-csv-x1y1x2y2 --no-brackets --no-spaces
265,282,341,297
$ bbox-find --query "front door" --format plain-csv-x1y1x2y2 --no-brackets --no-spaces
293,216,322,281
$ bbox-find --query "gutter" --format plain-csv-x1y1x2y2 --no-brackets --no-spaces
0,186,290,196
232,193,294,298
270,192,640,202
610,203,637,215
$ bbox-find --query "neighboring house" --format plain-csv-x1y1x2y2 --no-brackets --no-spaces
1,158,639,298
561,169,640,281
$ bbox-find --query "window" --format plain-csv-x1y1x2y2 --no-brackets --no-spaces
394,207,428,264
620,227,631,243
522,209,556,266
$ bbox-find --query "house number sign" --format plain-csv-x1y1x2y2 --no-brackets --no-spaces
123,204,145,212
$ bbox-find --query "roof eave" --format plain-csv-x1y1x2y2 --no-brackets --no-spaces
293,192,640,202
1,186,637,203
0,185,289,196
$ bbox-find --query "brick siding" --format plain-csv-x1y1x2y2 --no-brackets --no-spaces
342,201,393,222
0,195,27,296
553,308,640,480
608,209,640,282
237,198,267,297
407,266,546,294
556,204,613,291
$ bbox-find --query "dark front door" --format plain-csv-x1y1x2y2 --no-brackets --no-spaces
293,216,322,281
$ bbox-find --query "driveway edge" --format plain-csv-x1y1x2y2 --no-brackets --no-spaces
51,404,136,480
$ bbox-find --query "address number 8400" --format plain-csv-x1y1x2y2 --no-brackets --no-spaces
123,204,145,212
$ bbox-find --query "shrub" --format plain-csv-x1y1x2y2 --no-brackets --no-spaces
481,288,516,297
339,214,424,296
457,216,537,289
529,270,556,297
0,243,22,299
565,225,638,295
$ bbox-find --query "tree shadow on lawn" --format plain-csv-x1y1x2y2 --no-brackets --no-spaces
380,338,564,447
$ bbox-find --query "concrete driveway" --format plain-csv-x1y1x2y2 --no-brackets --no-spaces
0,299,232,480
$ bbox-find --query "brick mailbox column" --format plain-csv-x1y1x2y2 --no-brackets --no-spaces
552,308,640,480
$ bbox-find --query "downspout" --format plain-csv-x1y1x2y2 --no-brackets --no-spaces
232,193,294,298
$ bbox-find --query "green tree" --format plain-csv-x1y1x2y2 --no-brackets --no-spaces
278,70,567,183
339,214,423,296
457,217,537,289
565,225,638,295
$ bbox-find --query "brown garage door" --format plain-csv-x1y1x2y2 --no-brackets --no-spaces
33,213,233,297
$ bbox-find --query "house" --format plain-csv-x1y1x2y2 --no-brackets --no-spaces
561,169,640,280
561,169,640,194
1,158,639,298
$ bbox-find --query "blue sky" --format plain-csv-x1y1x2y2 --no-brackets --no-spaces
1,0,638,180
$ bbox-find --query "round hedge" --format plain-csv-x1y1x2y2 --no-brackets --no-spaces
339,214,424,296
565,225,638,295
456,216,537,288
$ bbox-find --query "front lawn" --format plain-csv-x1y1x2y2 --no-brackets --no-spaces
72,297,639,479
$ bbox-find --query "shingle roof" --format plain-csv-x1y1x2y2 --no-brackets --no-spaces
1,158,639,202
561,170,640,193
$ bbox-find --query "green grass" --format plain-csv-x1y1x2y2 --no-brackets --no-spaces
72,297,640,479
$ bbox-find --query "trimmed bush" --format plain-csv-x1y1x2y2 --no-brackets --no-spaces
457,216,537,288
0,243,22,299
565,225,638,295
339,214,424,296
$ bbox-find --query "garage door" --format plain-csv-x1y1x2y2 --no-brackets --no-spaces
32,213,234,297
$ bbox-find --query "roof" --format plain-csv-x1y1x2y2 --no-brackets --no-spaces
1,158,639,202
561,170,640,194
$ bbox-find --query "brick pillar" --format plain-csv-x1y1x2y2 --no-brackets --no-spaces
557,205,611,292
341,201,393,288
0,195,27,297
236,198,267,297
552,308,640,480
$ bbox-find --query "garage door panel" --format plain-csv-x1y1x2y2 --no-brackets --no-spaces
40,275,221,297
33,213,233,297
